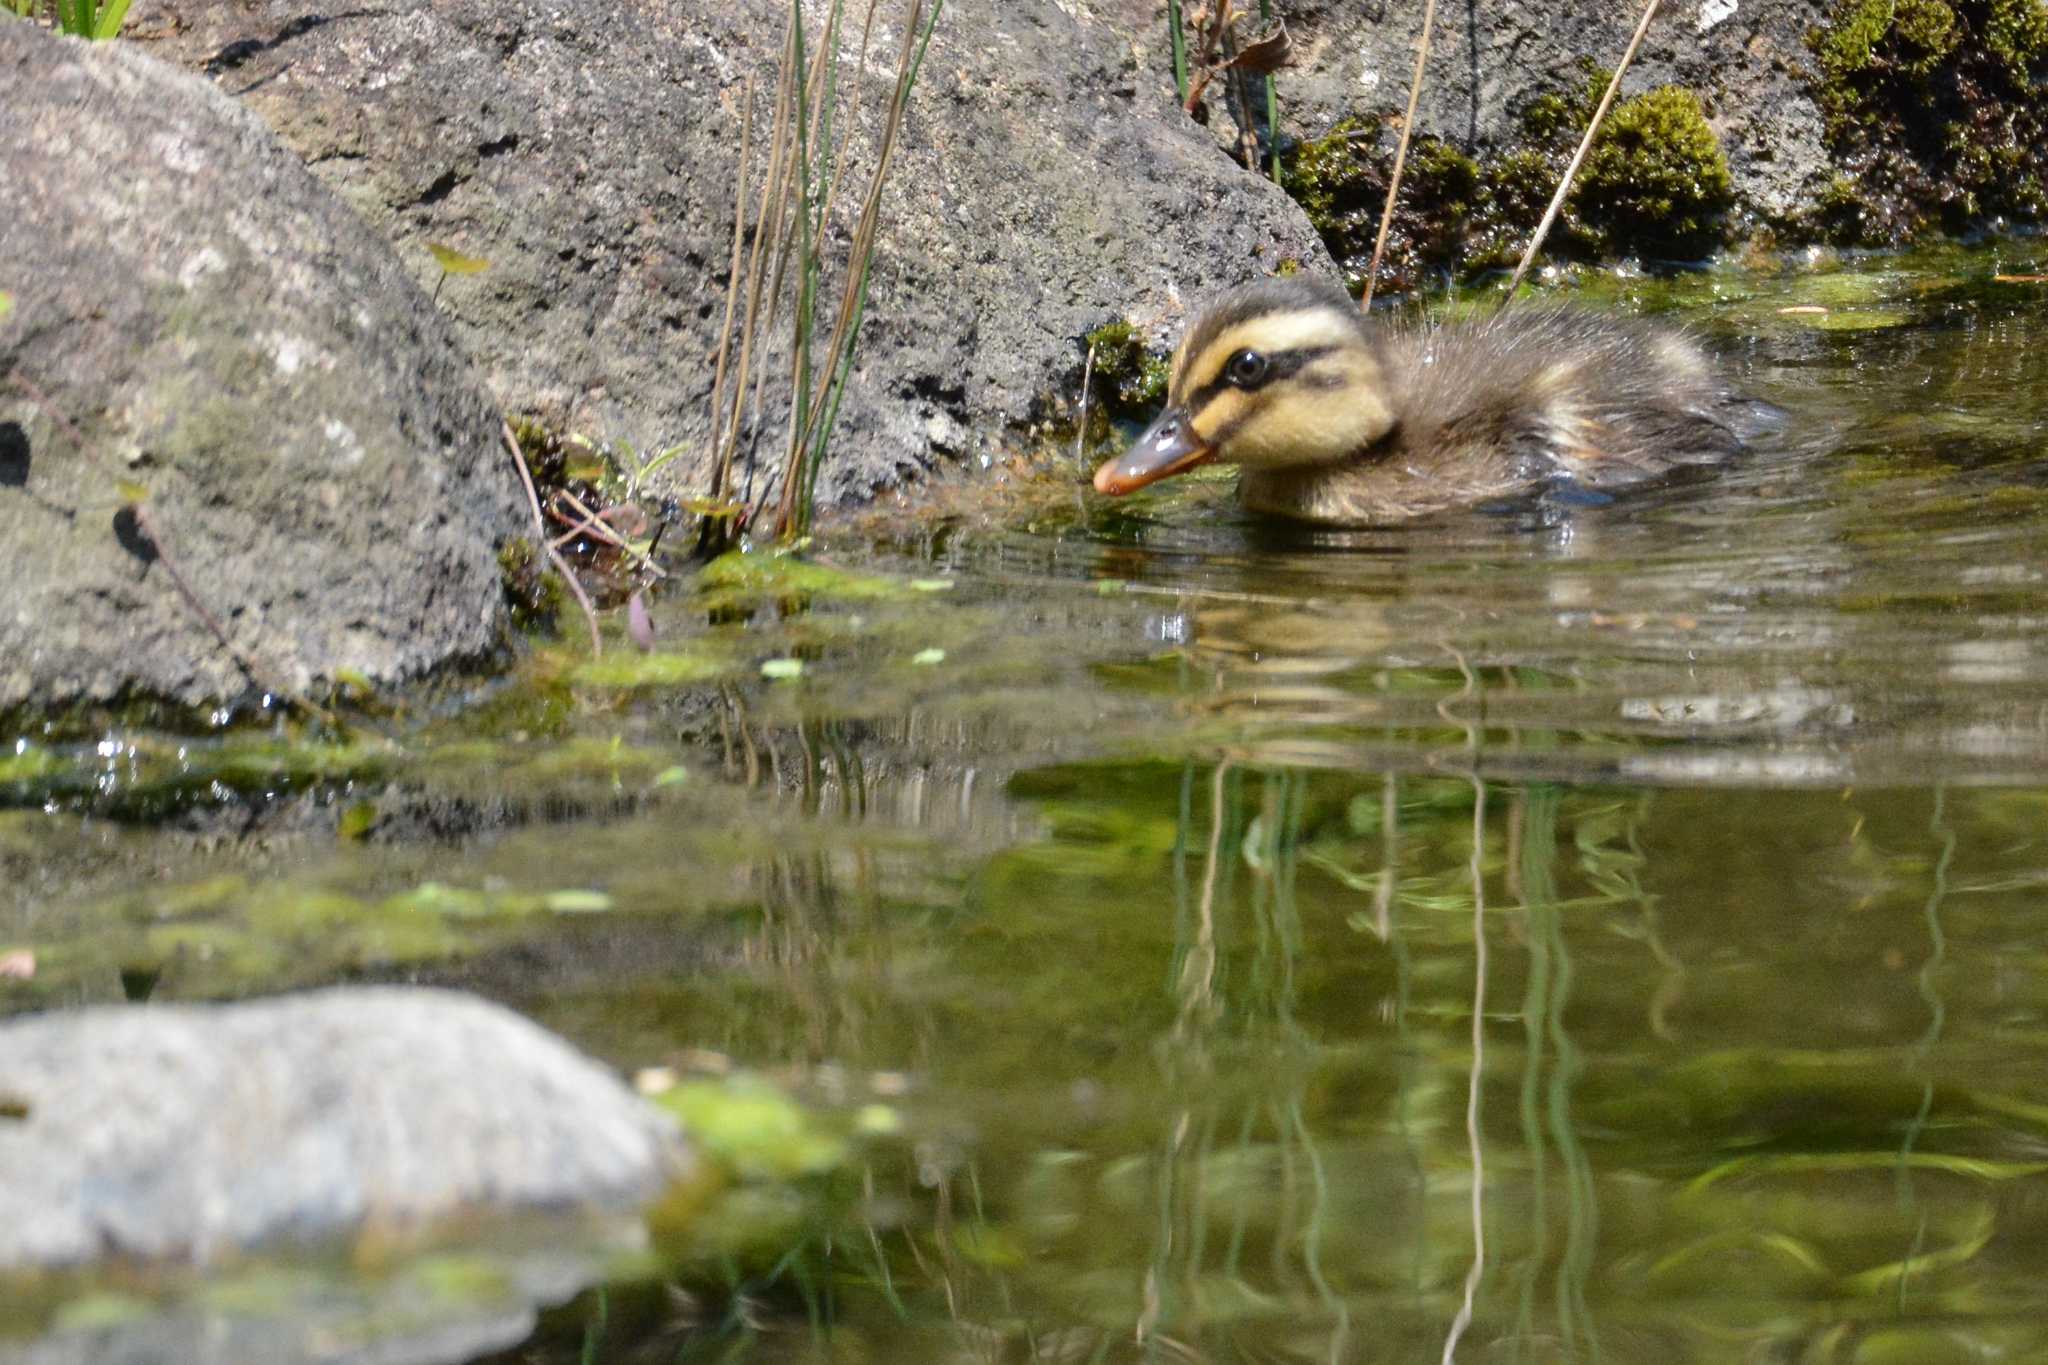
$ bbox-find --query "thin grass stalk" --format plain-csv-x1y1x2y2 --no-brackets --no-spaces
91,0,129,38
1501,0,1662,302
778,0,917,535
771,0,846,525
816,0,888,232
1166,0,1190,104
713,22,799,517
784,0,819,520
1362,0,1439,309
1258,0,1279,180
788,0,940,533
793,0,930,458
704,74,756,508
808,0,848,247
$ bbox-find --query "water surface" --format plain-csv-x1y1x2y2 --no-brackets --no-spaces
8,246,2048,1363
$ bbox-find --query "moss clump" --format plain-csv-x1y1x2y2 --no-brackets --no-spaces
498,537,561,630
1277,119,1494,291
1986,0,2048,77
1271,71,1733,284
1805,0,2048,242
1083,319,1170,416
1572,87,1734,259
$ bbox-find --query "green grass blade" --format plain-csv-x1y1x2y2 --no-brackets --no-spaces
1165,0,1188,104
1258,0,1278,179
91,0,130,38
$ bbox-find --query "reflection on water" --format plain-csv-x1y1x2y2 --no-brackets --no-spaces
479,249,2048,1364
9,248,2048,1363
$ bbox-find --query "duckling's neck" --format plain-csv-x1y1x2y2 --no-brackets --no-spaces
1236,428,1428,524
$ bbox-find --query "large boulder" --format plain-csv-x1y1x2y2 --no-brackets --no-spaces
0,21,526,720
0,987,686,1269
125,0,1334,505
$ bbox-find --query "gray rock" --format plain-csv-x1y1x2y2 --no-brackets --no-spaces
1088,0,1834,225
0,22,526,718
0,987,687,1268
126,0,1333,506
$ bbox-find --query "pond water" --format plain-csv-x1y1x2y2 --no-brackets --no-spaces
7,244,2048,1363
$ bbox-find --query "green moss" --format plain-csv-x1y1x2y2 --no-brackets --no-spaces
1518,63,1604,141
1896,0,1963,69
1269,67,1732,279
498,537,561,631
1083,319,1170,415
1276,119,1491,289
1573,87,1734,259
1986,0,2048,77
1804,0,2048,242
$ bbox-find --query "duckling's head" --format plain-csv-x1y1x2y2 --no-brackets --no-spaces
1093,277,1394,496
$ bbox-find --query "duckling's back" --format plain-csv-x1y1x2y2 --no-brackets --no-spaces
1385,306,1752,488
1243,304,1758,524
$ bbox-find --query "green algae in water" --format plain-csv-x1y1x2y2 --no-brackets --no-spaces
650,1076,850,1182
569,646,734,689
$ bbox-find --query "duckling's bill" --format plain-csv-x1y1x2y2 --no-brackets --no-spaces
1093,406,1214,495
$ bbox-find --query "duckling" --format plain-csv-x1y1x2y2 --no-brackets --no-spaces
1092,277,1759,524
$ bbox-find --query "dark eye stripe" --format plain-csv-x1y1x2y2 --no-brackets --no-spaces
1186,345,1334,412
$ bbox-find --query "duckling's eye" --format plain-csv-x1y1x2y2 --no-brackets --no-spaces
1225,350,1270,387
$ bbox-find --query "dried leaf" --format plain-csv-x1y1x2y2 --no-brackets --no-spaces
682,496,746,520
1221,22,1291,75
1993,273,2048,283
426,242,491,275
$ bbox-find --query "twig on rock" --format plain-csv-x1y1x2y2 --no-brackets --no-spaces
502,420,601,657
1502,0,1663,303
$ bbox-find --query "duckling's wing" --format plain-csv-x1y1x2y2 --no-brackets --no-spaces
1556,398,1760,488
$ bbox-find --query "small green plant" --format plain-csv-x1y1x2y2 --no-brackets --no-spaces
697,0,944,553
5,0,132,39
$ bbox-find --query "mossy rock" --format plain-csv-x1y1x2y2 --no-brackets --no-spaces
1804,0,2048,243
1272,72,1734,282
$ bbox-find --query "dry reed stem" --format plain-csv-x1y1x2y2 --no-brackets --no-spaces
705,73,756,505
817,0,888,236
775,0,850,500
1180,0,1237,113
502,420,601,657
1362,0,1439,309
546,489,668,578
1502,0,1663,302
710,20,800,518
1074,340,1097,469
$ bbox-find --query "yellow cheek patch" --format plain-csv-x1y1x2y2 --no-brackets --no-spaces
1189,388,1254,443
